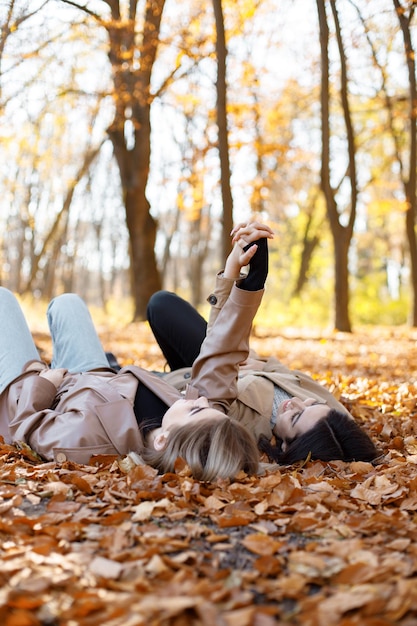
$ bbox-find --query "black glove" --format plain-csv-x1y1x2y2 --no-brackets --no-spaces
238,237,268,291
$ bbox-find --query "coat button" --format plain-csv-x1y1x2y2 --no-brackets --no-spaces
207,294,217,305
56,452,67,463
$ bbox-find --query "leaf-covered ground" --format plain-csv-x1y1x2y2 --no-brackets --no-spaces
1,323,417,626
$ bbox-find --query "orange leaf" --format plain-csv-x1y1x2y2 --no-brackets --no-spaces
241,533,282,556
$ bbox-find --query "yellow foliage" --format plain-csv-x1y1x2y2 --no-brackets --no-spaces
368,198,408,215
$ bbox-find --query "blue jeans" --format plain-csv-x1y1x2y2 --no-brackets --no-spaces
0,288,109,393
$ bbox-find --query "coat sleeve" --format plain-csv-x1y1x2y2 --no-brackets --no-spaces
6,373,142,462
10,374,57,421
189,277,263,413
205,273,235,333
7,375,75,458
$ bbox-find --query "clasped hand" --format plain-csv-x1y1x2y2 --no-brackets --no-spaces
224,219,274,279
39,368,67,388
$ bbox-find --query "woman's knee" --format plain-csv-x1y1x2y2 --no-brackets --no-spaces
47,293,89,320
0,287,22,316
0,287,18,304
147,291,176,323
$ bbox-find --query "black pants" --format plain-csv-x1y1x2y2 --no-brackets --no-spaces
146,291,207,370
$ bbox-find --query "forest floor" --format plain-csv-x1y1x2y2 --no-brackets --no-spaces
1,322,417,626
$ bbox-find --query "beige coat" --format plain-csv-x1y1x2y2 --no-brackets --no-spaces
0,275,262,464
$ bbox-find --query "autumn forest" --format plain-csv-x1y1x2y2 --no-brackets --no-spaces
1,1,417,625
1,0,416,329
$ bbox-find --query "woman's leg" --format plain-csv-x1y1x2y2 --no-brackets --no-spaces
147,291,207,370
47,294,110,372
0,287,40,392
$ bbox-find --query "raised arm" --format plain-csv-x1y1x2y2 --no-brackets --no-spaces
188,220,274,412
206,221,273,334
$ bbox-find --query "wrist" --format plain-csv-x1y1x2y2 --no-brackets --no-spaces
223,261,242,280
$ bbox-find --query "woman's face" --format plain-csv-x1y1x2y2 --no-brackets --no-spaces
161,397,225,430
149,397,226,450
275,397,331,447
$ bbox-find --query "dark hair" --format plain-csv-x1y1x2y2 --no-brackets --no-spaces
258,409,378,465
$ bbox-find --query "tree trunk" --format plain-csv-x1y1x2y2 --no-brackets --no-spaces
187,208,212,307
334,229,351,331
393,0,417,325
111,110,161,319
293,222,321,297
316,0,357,332
60,0,166,319
104,0,165,319
212,0,234,263
124,189,160,320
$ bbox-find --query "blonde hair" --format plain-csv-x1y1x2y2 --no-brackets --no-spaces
141,418,259,481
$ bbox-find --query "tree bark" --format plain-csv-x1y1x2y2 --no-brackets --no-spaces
316,0,357,332
212,0,234,263
293,209,322,297
393,0,417,325
61,0,165,319
105,0,164,319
